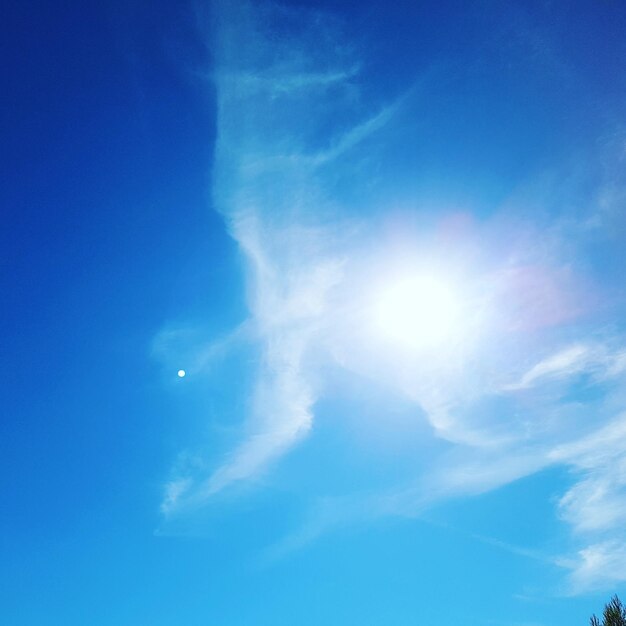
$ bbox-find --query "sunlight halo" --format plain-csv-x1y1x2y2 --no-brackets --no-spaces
373,274,462,351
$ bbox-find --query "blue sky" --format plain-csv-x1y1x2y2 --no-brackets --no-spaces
3,0,626,624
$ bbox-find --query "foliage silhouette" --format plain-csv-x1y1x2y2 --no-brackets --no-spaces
590,596,626,626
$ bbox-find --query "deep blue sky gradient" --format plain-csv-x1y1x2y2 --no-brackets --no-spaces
3,1,626,624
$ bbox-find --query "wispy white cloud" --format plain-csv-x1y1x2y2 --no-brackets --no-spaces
504,345,591,391
549,414,626,591
558,466,626,534
504,343,626,392
158,0,626,595
215,66,360,97
562,541,626,595
161,477,192,516
309,99,403,165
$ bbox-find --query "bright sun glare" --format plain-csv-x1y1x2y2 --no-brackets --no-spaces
374,274,461,350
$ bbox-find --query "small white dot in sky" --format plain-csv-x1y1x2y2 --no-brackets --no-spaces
177,369,186,378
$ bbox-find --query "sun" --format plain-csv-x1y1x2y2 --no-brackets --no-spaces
373,274,461,350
